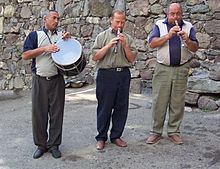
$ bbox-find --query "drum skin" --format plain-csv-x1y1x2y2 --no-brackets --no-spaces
52,38,86,76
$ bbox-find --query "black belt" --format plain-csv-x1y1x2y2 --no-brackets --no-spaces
36,74,60,80
159,62,187,67
99,67,129,72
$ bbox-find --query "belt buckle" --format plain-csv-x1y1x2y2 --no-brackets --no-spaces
116,68,122,72
46,77,51,80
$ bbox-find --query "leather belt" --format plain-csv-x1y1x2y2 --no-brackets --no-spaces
36,74,60,80
100,67,129,72
159,62,187,67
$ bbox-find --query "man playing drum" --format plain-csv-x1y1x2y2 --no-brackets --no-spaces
22,10,71,159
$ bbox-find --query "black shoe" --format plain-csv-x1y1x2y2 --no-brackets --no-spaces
49,147,61,158
33,148,46,159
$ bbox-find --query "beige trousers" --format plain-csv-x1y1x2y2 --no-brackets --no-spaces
150,62,190,135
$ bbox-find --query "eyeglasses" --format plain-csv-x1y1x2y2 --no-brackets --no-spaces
168,12,182,17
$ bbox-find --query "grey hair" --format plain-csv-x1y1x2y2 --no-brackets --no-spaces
41,9,58,18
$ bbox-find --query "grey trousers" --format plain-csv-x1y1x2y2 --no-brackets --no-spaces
32,74,65,150
150,62,190,135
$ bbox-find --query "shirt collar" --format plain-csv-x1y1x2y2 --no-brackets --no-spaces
110,27,117,35
42,27,58,35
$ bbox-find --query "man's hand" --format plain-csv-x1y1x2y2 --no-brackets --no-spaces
108,37,120,48
62,32,71,39
178,31,189,42
44,44,60,53
168,25,181,38
118,33,127,47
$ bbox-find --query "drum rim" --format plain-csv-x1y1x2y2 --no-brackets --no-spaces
51,38,82,66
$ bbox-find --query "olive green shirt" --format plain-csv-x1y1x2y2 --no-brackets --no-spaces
91,27,137,69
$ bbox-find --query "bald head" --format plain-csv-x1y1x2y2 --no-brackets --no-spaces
167,3,182,14
167,3,183,25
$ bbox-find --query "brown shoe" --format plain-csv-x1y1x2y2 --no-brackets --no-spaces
112,138,127,147
146,134,162,144
168,134,183,145
96,141,105,150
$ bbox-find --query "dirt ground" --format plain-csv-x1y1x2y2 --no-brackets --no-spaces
0,84,220,169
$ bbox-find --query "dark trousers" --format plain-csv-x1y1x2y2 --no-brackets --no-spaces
95,68,131,142
32,74,65,150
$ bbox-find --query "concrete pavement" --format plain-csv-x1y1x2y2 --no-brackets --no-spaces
0,84,220,169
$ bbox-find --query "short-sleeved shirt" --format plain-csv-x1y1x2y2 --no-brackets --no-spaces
148,18,198,66
23,27,63,77
91,27,137,69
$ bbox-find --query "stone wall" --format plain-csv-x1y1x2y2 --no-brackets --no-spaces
0,0,220,110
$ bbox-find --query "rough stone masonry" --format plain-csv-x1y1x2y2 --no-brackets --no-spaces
0,0,220,111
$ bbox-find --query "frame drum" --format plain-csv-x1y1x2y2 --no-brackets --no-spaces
52,38,86,76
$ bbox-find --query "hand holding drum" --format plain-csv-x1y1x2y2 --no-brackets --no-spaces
62,32,71,39
51,38,86,76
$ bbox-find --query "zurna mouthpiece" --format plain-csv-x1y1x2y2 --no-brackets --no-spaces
175,20,179,26
117,28,120,37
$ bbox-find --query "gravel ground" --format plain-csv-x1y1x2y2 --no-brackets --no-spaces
0,84,220,169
